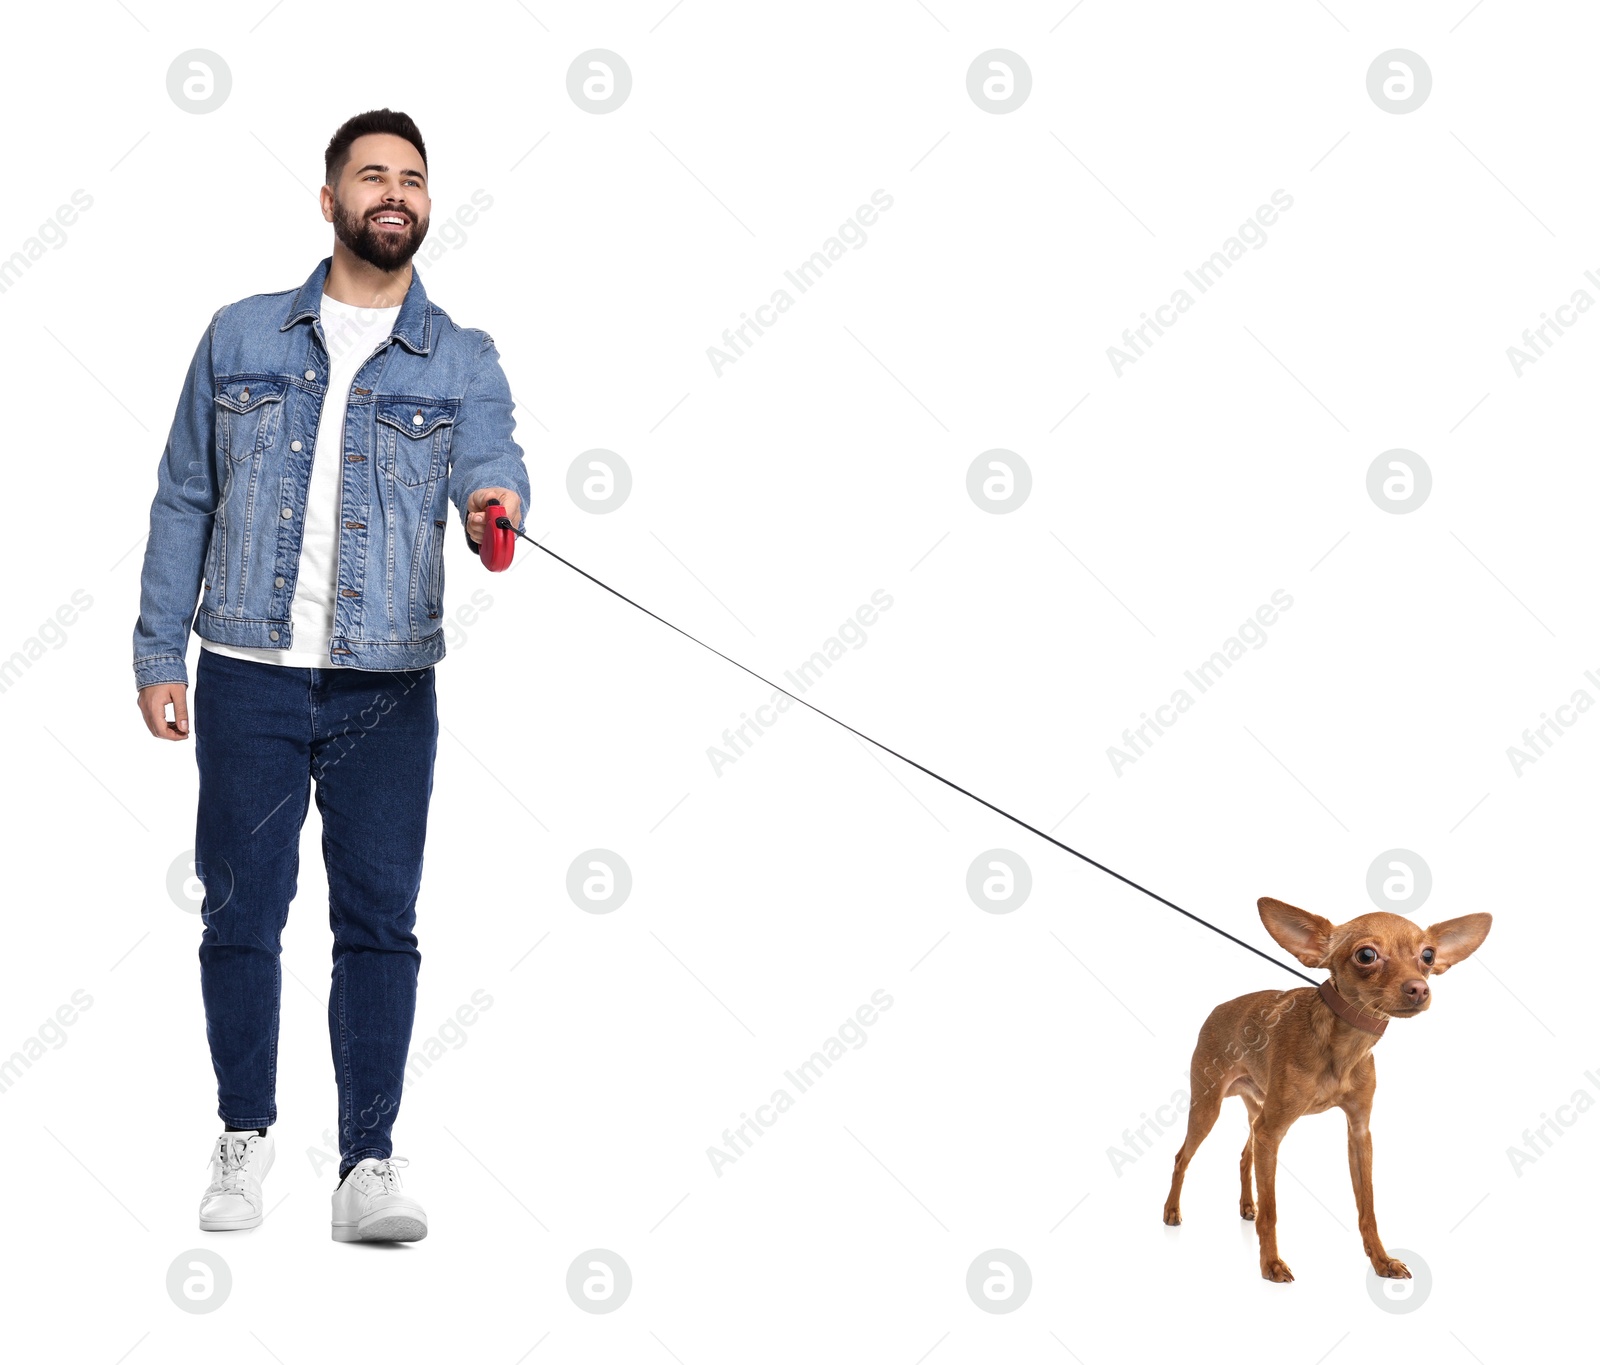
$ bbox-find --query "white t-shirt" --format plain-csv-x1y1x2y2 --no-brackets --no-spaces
202,292,402,668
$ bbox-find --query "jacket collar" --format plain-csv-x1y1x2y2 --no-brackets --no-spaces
280,254,433,355
1316,978,1388,1038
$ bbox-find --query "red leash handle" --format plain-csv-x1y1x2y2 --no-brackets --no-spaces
474,497,516,572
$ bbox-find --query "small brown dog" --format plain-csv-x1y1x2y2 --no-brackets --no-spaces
1162,896,1491,1282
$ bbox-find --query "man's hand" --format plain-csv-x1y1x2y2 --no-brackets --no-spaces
465,488,523,545
138,683,190,741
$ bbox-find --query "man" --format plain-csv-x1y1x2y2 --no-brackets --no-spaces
132,108,531,1243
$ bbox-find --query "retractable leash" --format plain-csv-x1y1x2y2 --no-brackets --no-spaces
472,500,1316,986
470,497,518,571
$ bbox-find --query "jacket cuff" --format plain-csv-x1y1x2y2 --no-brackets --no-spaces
134,655,189,690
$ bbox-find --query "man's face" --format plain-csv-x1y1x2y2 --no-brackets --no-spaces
326,132,431,271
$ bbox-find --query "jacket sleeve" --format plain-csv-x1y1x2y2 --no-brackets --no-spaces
132,308,222,690
450,332,532,555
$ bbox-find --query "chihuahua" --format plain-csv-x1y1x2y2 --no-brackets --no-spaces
1161,896,1491,1282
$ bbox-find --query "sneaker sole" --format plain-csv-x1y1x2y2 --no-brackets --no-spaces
332,1213,428,1243
199,1210,263,1231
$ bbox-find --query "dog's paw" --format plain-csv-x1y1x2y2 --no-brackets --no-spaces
1240,1200,1256,1221
1373,1257,1411,1279
1162,1204,1182,1226
1260,1257,1295,1283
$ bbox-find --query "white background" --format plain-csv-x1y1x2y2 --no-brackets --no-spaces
0,1,1592,1360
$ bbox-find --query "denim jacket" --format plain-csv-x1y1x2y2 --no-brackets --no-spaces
132,254,531,689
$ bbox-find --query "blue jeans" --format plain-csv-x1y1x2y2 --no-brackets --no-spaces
192,648,438,1179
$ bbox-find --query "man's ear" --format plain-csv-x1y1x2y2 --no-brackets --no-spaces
1258,897,1336,969
1423,912,1492,973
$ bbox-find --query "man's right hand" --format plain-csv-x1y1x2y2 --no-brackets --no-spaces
138,683,190,740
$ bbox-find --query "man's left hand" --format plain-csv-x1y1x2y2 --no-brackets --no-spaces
466,487,524,545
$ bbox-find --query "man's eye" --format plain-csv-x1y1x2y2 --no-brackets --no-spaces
1421,948,1435,965
1355,947,1378,965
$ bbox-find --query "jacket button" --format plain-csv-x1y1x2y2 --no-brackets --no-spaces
290,439,302,452
305,369,316,380
274,576,285,587
268,630,280,641
412,411,424,426
241,388,250,400
281,507,293,518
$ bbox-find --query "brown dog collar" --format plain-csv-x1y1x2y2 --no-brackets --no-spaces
1317,979,1388,1037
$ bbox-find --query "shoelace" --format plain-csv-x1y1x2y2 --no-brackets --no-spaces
356,1156,409,1195
208,1135,254,1196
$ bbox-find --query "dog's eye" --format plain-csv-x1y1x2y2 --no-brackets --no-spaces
1355,947,1378,965
1421,947,1435,966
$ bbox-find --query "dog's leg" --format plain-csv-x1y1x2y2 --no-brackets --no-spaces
1251,1103,1298,1282
1341,1065,1410,1279
1238,1091,1263,1220
1163,1059,1230,1226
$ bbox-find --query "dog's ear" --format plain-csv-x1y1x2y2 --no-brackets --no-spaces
1258,897,1336,968
1422,912,1492,973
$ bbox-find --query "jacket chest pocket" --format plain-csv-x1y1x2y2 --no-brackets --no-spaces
215,378,288,463
375,396,457,487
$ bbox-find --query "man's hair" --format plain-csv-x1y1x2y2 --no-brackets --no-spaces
324,109,428,189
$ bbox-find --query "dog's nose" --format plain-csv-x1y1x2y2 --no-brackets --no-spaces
1401,979,1429,1006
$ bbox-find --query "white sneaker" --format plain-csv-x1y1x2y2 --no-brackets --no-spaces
199,1130,275,1231
331,1156,428,1243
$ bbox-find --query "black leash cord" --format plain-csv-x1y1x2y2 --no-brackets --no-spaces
492,516,1317,986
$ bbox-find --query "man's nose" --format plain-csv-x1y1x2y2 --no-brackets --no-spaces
1401,979,1430,1006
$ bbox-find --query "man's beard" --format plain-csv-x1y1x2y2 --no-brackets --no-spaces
331,196,429,271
